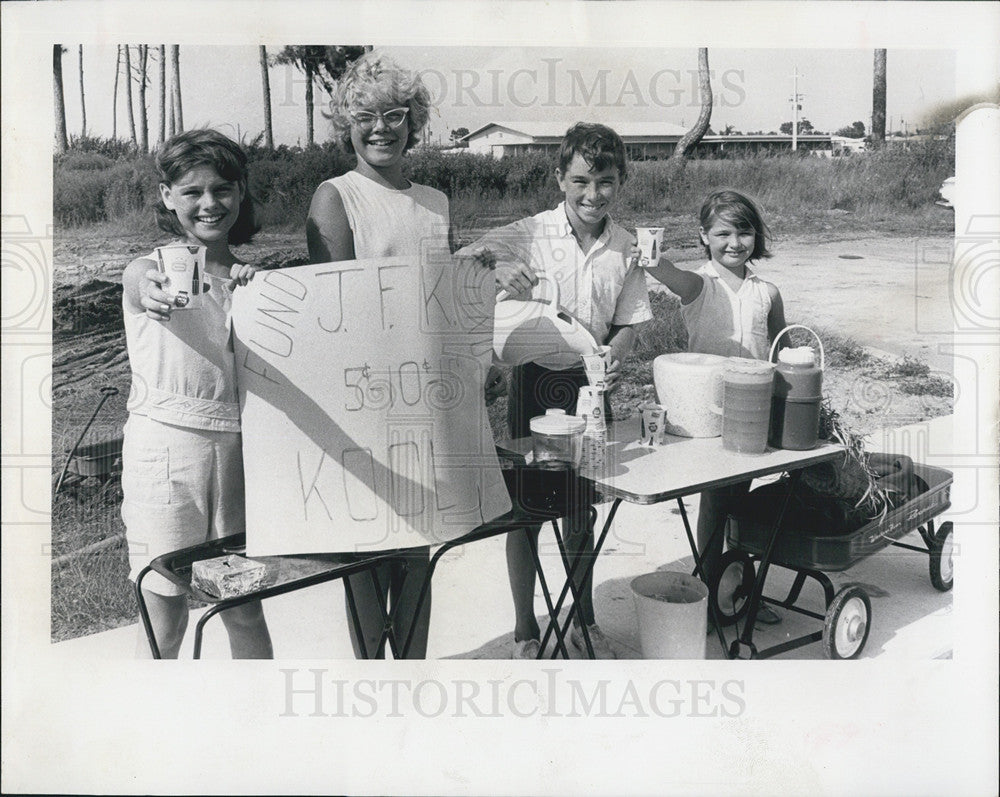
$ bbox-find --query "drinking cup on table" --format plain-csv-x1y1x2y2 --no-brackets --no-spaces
154,244,207,309
640,402,668,446
635,227,665,268
582,345,613,390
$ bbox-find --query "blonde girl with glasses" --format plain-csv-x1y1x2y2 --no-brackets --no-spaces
305,51,449,659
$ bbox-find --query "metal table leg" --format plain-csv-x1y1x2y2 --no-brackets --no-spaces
134,565,162,659
675,496,730,656
730,470,803,660
540,499,622,659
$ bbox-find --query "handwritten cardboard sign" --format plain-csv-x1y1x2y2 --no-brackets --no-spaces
231,257,512,556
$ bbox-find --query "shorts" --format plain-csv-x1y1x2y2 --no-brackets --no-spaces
507,361,614,439
122,414,245,596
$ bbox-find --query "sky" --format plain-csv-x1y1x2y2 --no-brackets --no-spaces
58,45,957,148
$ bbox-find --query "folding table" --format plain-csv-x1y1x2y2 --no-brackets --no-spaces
499,416,844,659
135,493,574,659
136,535,405,659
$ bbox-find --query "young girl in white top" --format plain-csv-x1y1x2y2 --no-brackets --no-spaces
646,190,787,623
306,52,450,659
122,129,272,658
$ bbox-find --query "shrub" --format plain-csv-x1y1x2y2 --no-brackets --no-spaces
53,169,113,225
632,291,688,360
58,152,115,172
62,134,139,160
103,159,158,219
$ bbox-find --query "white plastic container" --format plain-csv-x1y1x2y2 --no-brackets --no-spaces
652,352,728,437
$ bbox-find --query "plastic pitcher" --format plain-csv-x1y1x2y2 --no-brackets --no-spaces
493,274,599,367
713,358,775,454
769,325,825,450
630,571,709,659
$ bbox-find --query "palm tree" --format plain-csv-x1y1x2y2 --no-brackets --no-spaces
170,45,183,133
78,45,87,138
157,45,166,145
124,45,137,147
272,45,367,146
259,45,274,150
871,49,887,149
53,45,69,153
670,48,712,166
136,44,149,151
112,45,121,140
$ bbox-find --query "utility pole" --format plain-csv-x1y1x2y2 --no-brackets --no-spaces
790,67,803,152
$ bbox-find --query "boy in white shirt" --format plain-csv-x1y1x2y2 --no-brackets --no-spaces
460,123,652,658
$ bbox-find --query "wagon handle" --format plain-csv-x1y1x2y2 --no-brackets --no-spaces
769,324,825,371
54,386,120,494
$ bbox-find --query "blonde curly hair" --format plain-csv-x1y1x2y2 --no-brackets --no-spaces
326,51,432,154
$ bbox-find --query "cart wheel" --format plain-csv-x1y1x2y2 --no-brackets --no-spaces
822,585,871,659
710,550,755,626
929,521,954,592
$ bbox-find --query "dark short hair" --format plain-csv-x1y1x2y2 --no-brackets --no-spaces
698,189,772,261
154,129,260,245
557,122,628,181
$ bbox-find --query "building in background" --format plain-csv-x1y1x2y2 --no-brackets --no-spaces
461,121,842,158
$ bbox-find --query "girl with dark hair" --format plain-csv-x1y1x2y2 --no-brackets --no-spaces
645,189,787,624
121,128,271,658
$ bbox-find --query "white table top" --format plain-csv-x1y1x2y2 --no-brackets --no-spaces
500,417,844,505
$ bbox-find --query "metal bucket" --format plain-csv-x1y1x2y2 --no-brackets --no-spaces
630,571,709,659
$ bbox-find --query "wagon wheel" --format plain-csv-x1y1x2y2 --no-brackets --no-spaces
929,521,954,592
822,585,871,659
709,550,755,627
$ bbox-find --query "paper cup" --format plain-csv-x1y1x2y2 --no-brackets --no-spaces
576,385,607,431
582,345,613,389
635,227,665,268
640,402,668,446
155,245,207,309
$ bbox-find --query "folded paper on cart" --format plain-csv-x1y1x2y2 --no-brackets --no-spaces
231,257,512,556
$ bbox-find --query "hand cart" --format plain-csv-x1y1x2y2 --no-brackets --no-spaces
54,385,123,494
715,462,953,659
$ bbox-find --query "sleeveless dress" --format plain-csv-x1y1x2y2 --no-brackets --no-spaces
121,260,245,595
324,170,450,260
321,171,510,551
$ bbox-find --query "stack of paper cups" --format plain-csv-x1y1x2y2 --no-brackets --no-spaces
577,385,607,471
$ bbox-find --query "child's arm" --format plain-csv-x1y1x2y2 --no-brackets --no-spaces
122,256,173,321
603,324,637,393
643,256,704,305
306,182,355,264
456,225,538,299
766,282,788,349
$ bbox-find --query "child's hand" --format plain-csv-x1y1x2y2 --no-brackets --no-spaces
457,246,497,270
484,365,506,405
141,269,175,321
604,357,622,393
628,241,642,268
227,263,256,290
494,261,538,300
